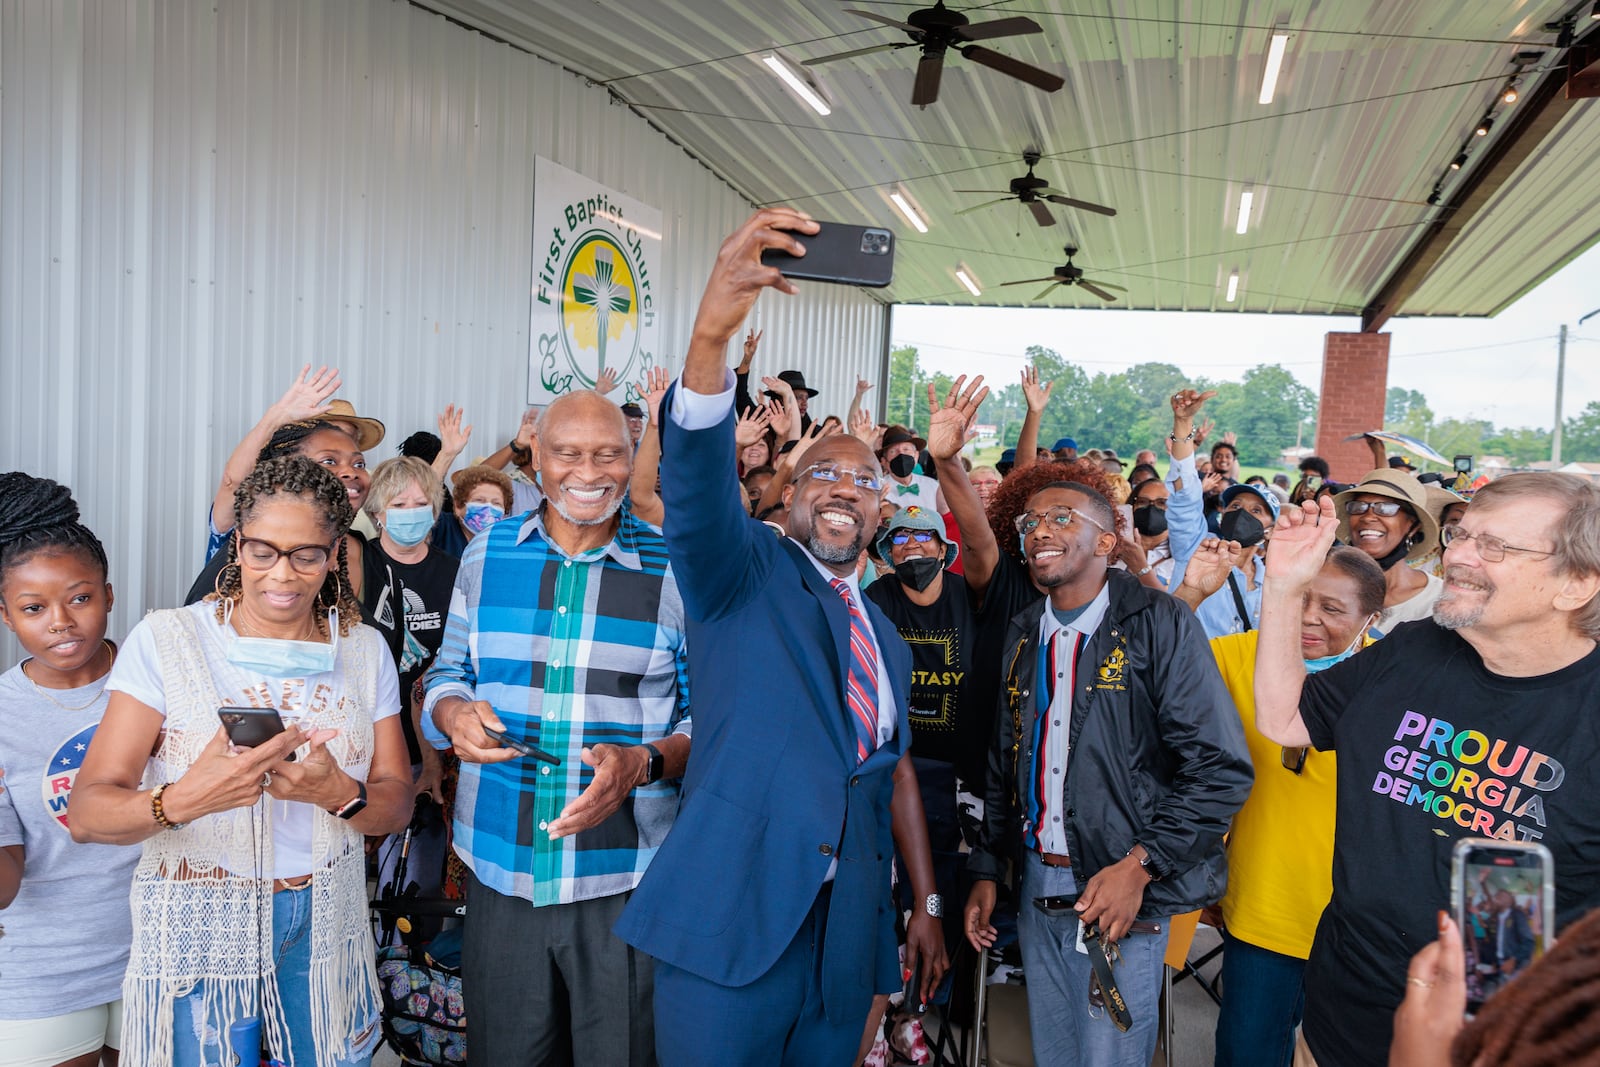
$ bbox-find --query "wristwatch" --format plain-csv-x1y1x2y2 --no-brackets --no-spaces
641,743,664,785
332,780,368,820
1128,843,1161,882
923,893,944,918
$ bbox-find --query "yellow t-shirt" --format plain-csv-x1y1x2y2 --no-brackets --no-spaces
1213,631,1337,960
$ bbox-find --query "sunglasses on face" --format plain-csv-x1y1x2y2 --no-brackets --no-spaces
1346,500,1409,518
889,530,938,546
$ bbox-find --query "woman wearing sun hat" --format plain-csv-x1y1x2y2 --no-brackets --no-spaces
1333,468,1442,633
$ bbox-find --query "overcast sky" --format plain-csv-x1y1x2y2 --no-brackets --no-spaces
891,243,1600,431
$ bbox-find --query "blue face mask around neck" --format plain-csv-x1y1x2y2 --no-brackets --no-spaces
384,505,434,547
223,600,339,678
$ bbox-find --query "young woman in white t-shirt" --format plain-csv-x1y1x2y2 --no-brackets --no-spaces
72,457,412,1067
0,472,139,1067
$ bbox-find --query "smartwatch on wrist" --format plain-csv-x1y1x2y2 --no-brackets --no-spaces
333,780,368,820
641,743,664,785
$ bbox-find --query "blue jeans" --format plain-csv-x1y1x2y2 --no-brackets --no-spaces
1017,851,1170,1067
170,888,377,1067
1213,932,1305,1067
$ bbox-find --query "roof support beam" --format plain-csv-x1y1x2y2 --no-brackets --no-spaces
1360,50,1582,332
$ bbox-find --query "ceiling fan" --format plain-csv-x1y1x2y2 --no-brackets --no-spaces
1001,246,1127,303
806,2,1064,107
955,150,1116,226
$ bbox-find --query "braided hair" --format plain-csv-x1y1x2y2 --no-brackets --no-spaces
1453,907,1600,1066
0,472,110,597
207,456,360,637
987,459,1126,565
256,419,352,464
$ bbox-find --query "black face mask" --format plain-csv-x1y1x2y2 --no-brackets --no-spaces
888,453,918,479
1132,504,1168,537
1218,507,1266,548
894,555,943,592
1373,540,1412,572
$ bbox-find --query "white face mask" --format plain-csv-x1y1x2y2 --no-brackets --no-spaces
223,600,338,678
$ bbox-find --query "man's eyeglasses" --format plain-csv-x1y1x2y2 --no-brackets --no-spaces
1345,500,1408,518
237,537,335,574
1013,506,1110,537
798,464,882,492
889,530,938,546
1440,523,1555,564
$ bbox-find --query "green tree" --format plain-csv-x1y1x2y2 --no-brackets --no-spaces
1562,402,1600,462
1481,426,1553,466
1385,387,1430,426
883,345,926,430
1204,365,1318,467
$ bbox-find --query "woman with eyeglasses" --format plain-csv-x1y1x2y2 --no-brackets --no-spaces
1174,542,1387,1067
1332,469,1443,634
71,456,411,1067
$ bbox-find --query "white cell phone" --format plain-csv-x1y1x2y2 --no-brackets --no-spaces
1451,838,1555,1017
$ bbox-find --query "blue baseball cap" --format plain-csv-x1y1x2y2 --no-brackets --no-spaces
1220,482,1282,522
1052,437,1079,452
1000,448,1017,463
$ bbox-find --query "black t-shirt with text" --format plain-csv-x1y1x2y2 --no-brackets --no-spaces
868,572,978,768
1297,620,1600,1067
366,543,460,763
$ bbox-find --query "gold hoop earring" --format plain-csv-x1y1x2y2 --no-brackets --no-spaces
212,562,241,600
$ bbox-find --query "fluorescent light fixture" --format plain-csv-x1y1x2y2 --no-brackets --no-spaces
1235,189,1255,234
1225,269,1240,303
954,265,982,297
762,52,831,116
1258,33,1290,104
890,189,929,234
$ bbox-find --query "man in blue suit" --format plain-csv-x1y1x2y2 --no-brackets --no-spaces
615,209,947,1065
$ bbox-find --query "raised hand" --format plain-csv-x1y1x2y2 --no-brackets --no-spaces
514,406,539,451
1179,538,1243,601
1221,430,1238,446
268,365,343,425
1170,388,1216,421
791,419,841,469
689,209,819,365
764,398,794,440
1201,471,1226,496
1263,496,1338,590
737,328,763,374
849,407,874,444
595,367,621,396
641,366,671,423
436,404,473,457
761,376,801,440
855,375,873,397
1021,365,1053,413
735,405,771,449
1194,417,1215,447
926,375,989,462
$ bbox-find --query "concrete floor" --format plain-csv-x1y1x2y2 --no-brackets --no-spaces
371,925,1226,1067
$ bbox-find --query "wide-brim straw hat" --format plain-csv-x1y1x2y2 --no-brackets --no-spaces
1334,468,1439,563
321,399,386,451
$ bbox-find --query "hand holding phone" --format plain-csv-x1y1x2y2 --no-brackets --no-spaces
218,707,297,761
482,726,562,766
759,221,895,288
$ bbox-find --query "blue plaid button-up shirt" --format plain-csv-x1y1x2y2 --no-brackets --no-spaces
422,505,690,906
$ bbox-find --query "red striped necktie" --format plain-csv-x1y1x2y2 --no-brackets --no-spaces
828,578,881,763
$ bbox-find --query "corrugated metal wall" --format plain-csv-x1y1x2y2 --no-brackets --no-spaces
0,0,888,654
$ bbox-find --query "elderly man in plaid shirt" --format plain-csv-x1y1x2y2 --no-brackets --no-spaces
424,389,690,1067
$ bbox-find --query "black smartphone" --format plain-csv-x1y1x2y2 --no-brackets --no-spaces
482,725,562,766
1032,894,1079,917
759,221,895,288
217,707,296,761
1451,838,1554,1017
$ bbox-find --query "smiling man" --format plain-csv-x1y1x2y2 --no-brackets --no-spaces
963,477,1251,1067
615,209,946,1067
1254,473,1600,1067
422,389,692,1066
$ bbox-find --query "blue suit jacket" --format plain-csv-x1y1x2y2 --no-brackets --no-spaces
615,385,913,1022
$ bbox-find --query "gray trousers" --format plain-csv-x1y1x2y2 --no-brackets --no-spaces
462,868,656,1067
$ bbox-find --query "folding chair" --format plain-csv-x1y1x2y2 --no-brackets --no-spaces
1161,910,1224,1067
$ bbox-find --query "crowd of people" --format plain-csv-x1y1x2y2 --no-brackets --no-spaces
3,207,1600,1067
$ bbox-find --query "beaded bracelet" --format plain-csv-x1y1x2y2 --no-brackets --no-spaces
151,782,184,831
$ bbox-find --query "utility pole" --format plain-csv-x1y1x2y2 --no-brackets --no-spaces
1554,324,1567,466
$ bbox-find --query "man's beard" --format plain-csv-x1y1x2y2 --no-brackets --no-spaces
807,529,866,564
550,486,623,527
1433,567,1491,631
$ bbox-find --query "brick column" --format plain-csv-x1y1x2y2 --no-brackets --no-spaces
1314,332,1391,483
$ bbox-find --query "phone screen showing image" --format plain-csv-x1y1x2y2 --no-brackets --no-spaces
1454,841,1554,1016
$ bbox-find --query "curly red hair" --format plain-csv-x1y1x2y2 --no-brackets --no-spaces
987,459,1127,564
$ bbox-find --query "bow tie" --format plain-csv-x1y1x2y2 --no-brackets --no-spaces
895,483,920,496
